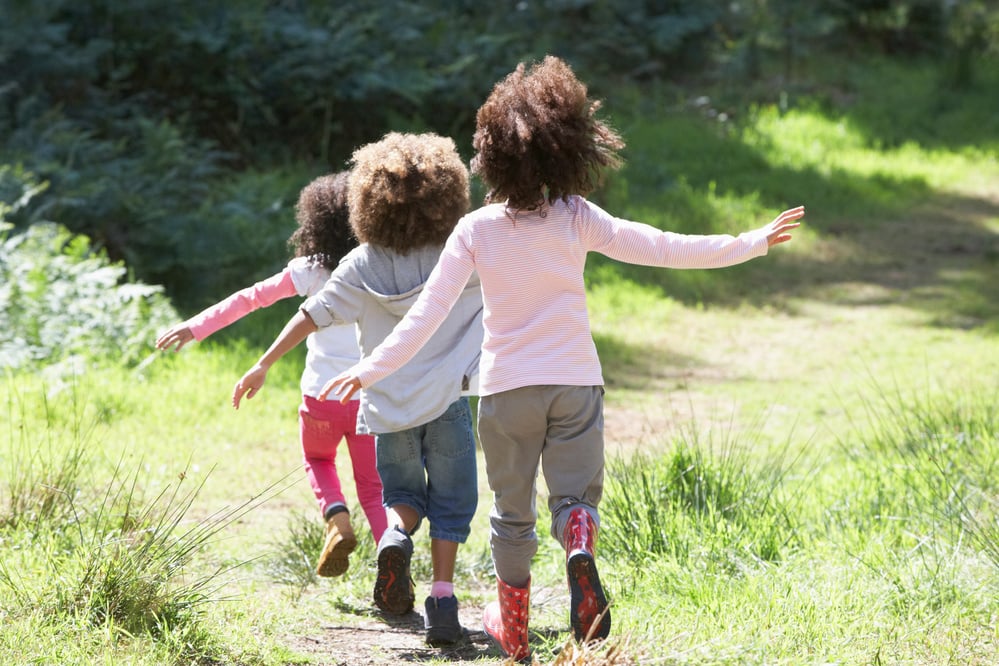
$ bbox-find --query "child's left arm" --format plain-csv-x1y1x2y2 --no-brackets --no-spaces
589,204,803,269
762,206,803,247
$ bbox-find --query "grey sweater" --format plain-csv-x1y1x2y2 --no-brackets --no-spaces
301,243,483,435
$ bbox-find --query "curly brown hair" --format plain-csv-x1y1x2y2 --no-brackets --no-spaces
288,171,357,271
348,132,470,254
471,55,625,210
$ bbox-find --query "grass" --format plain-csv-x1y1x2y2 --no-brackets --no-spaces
2,54,999,664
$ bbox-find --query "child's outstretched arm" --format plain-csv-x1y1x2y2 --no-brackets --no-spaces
155,271,298,352
231,310,318,409
763,206,804,247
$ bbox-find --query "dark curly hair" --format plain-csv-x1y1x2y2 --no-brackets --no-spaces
288,171,356,271
471,55,625,210
348,132,470,254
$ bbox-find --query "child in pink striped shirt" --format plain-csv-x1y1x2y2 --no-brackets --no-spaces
323,56,803,660
155,172,387,578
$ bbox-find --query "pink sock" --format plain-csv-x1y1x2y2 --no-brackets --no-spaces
430,581,454,599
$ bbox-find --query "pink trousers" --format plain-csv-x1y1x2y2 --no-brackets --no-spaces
299,395,387,543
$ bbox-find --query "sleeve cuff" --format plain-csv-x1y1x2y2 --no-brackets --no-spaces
301,296,335,328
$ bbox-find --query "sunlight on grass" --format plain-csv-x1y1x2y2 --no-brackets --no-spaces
744,106,999,196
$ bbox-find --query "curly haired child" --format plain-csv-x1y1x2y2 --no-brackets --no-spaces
155,172,387,578
321,55,804,661
231,133,482,647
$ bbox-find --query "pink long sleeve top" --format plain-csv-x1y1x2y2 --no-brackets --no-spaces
354,196,769,396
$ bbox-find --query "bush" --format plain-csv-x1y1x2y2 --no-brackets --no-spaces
0,167,178,372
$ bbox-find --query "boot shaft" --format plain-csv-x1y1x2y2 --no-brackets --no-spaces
328,510,355,542
316,510,357,578
484,577,531,661
564,507,596,559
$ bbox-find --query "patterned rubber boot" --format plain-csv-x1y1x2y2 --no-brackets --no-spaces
315,510,356,577
482,577,530,662
564,508,610,642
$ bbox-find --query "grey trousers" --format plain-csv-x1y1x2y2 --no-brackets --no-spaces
477,385,604,586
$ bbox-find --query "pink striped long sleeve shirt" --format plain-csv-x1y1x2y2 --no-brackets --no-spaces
355,196,769,396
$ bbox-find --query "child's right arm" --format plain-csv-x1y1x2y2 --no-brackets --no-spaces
231,310,319,408
155,270,298,352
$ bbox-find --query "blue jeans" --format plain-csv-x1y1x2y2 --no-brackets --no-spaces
375,397,478,543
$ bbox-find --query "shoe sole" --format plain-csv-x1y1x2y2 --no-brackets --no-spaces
316,532,357,578
567,553,610,641
426,626,465,647
373,544,414,614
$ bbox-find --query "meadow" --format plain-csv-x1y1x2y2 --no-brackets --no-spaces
2,57,999,665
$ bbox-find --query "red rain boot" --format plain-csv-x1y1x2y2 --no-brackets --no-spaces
564,508,610,642
482,576,530,661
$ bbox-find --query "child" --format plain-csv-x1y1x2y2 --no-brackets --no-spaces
155,171,387,578
320,56,804,660
231,132,482,647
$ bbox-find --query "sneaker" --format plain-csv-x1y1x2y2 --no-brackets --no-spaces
567,552,610,641
315,511,356,578
424,595,465,646
373,527,415,614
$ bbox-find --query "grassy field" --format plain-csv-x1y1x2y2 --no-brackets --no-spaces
2,57,999,665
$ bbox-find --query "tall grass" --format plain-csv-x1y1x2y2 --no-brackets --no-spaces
602,424,803,570
591,379,999,664
0,379,294,665
835,379,999,569
2,378,90,530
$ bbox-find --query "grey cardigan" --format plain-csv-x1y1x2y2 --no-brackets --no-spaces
301,243,482,435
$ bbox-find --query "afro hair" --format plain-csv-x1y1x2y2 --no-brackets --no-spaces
348,132,470,253
288,171,356,271
471,55,625,210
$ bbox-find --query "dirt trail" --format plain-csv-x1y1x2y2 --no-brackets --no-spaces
286,605,501,665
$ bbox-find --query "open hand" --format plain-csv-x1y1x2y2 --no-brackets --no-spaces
232,365,268,409
318,372,362,404
765,206,804,247
155,324,194,351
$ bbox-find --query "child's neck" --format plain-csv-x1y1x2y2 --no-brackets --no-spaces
508,191,547,211
505,196,549,221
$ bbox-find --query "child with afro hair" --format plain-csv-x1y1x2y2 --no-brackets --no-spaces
321,55,803,660
156,172,387,578
232,132,483,647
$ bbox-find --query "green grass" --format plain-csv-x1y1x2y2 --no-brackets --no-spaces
2,54,999,664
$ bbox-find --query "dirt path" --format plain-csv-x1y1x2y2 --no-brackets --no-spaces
286,605,501,665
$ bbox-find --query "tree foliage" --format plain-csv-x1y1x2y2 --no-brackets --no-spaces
1,0,996,311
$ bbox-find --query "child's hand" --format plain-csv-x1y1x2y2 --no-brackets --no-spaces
155,323,194,351
764,206,804,247
319,372,362,404
232,365,268,409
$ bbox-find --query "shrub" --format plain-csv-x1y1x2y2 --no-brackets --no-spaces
0,167,178,372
